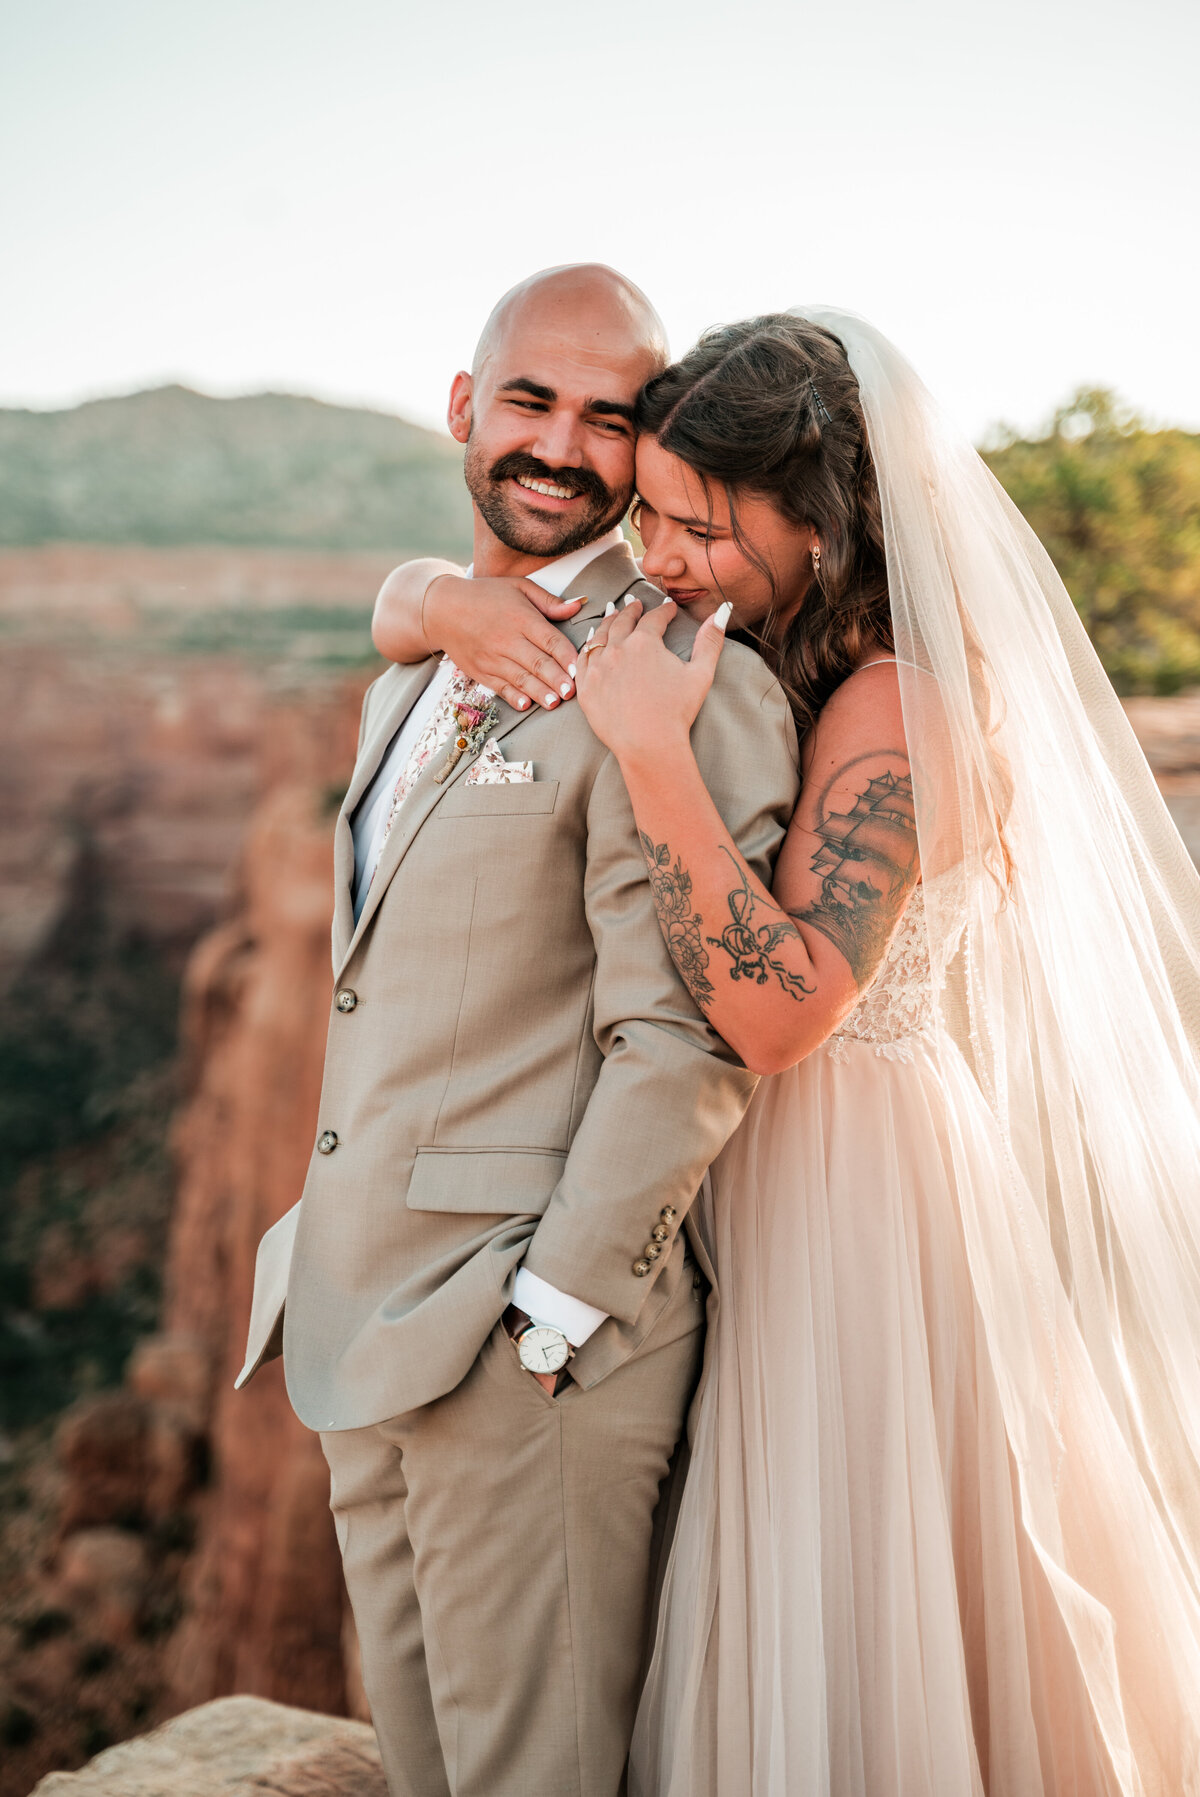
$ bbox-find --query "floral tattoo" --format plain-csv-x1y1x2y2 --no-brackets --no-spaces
639,833,715,1008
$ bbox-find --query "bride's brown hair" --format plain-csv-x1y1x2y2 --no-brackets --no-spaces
634,313,891,740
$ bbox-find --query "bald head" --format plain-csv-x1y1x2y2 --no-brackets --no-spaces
472,264,667,382
448,265,667,574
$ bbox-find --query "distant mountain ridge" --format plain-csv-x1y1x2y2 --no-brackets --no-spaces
0,385,473,557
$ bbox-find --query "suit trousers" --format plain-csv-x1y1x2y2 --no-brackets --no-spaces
319,1250,705,1797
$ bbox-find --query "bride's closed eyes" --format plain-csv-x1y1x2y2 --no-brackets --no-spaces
632,436,816,631
634,497,716,547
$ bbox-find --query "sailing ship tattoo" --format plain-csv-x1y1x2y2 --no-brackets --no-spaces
792,762,918,985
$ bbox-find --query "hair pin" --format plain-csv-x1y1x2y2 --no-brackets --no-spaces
810,380,832,425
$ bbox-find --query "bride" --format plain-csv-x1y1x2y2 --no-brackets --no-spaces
374,311,1200,1794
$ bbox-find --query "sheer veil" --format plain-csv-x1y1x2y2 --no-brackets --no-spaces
632,310,1200,1792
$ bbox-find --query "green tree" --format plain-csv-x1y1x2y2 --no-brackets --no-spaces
985,391,1200,694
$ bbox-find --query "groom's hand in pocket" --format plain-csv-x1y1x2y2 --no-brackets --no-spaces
502,1303,562,1396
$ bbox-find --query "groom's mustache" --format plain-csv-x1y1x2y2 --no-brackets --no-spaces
486,451,614,510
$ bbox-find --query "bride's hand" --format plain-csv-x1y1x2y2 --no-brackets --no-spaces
388,571,584,712
575,598,730,765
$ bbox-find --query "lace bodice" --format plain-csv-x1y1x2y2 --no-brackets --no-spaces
828,885,934,1060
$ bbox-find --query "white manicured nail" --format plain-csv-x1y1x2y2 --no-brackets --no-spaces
560,682,571,697
545,692,557,706
713,601,732,631
585,627,596,642
623,594,637,607
567,663,576,679
605,601,617,616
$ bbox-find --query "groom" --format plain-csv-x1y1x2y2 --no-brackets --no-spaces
235,265,799,1796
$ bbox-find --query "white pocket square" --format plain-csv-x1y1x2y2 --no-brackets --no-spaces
465,737,534,785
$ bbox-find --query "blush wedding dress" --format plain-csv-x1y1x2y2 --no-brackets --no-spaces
630,314,1200,1796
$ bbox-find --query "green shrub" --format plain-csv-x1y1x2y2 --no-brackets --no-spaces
986,391,1200,694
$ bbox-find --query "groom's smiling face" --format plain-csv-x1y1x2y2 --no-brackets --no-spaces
448,266,667,570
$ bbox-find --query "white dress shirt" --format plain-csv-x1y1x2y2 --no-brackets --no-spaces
350,528,624,1347
351,656,456,924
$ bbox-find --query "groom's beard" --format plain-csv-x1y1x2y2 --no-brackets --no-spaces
465,442,629,559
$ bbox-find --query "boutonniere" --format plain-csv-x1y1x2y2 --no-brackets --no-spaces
434,691,501,784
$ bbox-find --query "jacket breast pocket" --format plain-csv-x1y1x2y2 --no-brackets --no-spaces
438,781,559,818
405,1147,567,1214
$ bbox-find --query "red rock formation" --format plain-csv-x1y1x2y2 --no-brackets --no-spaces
0,543,395,990
0,643,263,982
162,681,368,1718
1123,687,1200,863
0,544,400,631
54,1336,209,1540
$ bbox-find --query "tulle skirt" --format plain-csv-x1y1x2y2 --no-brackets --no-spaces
629,1033,1200,1796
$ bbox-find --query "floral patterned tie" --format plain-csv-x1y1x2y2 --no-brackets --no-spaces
364,662,485,894
382,662,471,825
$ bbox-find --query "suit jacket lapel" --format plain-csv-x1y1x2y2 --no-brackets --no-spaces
335,541,650,979
331,659,442,971
561,540,646,627
337,679,533,976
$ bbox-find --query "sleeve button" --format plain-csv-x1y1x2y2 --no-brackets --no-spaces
650,1224,669,1242
632,1259,652,1277
643,1242,662,1260
659,1207,677,1224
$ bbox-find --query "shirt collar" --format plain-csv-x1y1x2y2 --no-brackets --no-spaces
465,525,625,596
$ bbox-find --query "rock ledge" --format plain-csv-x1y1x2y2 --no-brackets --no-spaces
30,1696,385,1796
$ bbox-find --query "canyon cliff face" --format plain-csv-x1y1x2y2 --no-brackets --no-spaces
162,686,368,1718
0,547,379,1794
0,545,397,991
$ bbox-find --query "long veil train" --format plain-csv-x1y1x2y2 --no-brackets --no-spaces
631,312,1200,1795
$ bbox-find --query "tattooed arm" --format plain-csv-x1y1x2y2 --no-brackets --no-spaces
617,663,919,1074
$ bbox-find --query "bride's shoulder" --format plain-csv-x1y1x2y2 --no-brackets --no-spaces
796,659,907,784
819,655,906,736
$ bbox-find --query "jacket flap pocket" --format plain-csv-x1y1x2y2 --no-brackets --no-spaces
406,1147,566,1214
438,780,559,818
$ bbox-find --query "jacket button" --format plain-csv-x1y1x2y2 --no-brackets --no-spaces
317,1130,339,1154
659,1207,677,1224
650,1223,669,1242
335,988,358,1013
632,1258,652,1277
643,1242,662,1260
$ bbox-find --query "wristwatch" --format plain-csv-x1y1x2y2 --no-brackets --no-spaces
512,1316,574,1377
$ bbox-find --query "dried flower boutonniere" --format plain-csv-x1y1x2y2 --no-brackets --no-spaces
434,691,501,784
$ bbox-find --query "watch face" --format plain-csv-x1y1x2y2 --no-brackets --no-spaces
518,1325,570,1374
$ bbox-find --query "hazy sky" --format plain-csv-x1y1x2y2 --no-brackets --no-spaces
3,0,1198,443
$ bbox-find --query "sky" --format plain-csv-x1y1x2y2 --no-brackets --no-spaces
3,0,1198,445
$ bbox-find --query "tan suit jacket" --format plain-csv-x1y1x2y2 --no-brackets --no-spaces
236,542,799,1431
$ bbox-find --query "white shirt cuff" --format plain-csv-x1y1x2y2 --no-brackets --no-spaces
513,1268,608,1348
